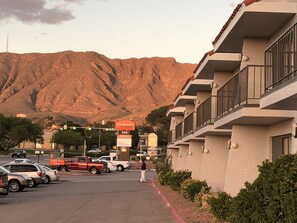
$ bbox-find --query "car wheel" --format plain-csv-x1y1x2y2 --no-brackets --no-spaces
30,179,38,188
117,165,124,171
60,166,67,172
9,180,21,192
44,175,51,184
90,167,98,175
107,168,111,173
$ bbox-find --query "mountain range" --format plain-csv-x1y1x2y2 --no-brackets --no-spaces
0,51,196,125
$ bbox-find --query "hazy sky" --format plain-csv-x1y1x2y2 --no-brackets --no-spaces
0,0,242,63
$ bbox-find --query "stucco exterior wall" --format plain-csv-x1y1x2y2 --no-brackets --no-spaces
200,135,230,192
176,145,188,170
241,38,267,69
213,72,234,95
224,125,269,196
170,149,179,171
187,141,204,179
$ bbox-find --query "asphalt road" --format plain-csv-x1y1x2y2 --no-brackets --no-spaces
0,156,175,223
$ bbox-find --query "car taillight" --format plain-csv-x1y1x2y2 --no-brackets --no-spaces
0,177,2,185
37,171,42,177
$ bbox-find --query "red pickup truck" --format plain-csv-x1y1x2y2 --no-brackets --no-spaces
50,156,105,175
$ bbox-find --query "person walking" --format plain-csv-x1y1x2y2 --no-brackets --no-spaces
139,159,146,183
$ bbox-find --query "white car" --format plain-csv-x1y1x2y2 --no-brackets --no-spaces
40,165,60,184
88,148,101,154
11,158,34,164
101,160,117,173
3,163,46,187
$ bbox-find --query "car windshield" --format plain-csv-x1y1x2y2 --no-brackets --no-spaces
0,166,11,174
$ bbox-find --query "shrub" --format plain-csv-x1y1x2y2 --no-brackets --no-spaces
230,154,297,222
181,179,210,201
155,155,172,174
194,186,212,207
208,192,233,221
158,170,173,186
169,170,191,191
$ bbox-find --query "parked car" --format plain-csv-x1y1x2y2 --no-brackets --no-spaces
11,150,27,158
11,158,34,164
88,148,101,154
2,163,46,187
96,156,131,171
0,171,8,196
40,165,60,184
93,160,117,173
0,166,32,192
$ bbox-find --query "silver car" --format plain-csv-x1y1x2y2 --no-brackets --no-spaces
40,165,60,184
0,166,32,192
3,163,46,187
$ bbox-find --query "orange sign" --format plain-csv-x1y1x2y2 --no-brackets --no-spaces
115,120,135,131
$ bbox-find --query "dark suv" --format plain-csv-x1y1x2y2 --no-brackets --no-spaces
11,150,27,158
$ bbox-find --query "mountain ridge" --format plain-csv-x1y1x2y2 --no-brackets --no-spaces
0,51,196,124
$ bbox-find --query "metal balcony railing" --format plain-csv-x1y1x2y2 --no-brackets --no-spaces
265,23,297,92
175,122,183,141
183,112,194,136
217,65,265,118
196,96,217,129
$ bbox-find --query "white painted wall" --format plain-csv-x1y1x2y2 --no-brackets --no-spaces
200,135,230,192
187,141,204,179
224,125,269,196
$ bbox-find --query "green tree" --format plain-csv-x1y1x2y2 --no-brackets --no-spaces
0,115,44,150
51,130,84,151
145,105,171,146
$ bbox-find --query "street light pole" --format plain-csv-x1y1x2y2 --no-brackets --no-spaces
98,120,105,150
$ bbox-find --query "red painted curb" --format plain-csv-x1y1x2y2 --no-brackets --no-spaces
151,180,186,223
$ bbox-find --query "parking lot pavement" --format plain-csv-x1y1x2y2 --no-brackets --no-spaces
0,169,175,223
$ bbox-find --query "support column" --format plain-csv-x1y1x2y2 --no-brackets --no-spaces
200,135,230,192
224,125,269,196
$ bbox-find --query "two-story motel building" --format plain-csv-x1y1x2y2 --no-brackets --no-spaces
166,0,297,196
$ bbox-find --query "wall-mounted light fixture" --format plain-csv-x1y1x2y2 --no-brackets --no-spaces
231,142,238,149
187,150,193,156
194,99,200,105
204,148,209,154
227,139,238,149
211,81,218,89
178,153,182,158
242,55,249,61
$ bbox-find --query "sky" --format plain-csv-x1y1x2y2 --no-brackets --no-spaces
0,0,243,64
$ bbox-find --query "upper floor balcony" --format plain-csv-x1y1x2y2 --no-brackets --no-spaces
217,65,265,119
261,23,297,110
183,112,194,137
215,65,295,128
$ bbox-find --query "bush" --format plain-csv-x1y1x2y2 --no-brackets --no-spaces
229,154,297,222
169,170,191,191
208,192,233,221
155,155,172,174
181,179,210,201
194,186,212,207
158,170,173,186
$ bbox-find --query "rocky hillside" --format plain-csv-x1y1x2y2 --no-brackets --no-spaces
0,51,196,124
